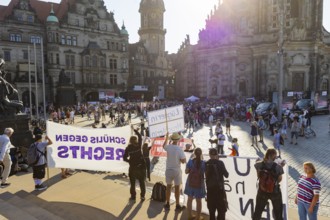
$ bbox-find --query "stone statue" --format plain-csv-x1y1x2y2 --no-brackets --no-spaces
58,69,71,85
0,59,23,115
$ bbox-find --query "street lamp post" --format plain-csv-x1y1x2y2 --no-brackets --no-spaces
277,0,285,121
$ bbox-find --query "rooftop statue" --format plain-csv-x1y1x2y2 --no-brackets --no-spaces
0,59,23,116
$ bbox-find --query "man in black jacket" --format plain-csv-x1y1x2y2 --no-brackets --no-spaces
205,148,229,220
123,126,146,201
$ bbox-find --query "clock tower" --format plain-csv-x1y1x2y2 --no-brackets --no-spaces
138,0,166,56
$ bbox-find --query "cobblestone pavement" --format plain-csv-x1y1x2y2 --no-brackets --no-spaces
73,114,330,217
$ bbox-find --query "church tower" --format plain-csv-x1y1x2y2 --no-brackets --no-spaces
138,0,166,56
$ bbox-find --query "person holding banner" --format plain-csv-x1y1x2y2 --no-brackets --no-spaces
162,132,186,211
123,127,146,201
32,135,53,191
142,139,152,182
253,148,285,220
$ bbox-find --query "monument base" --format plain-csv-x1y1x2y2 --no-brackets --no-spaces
0,114,33,147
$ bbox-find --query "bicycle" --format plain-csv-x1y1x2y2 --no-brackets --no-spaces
304,126,316,138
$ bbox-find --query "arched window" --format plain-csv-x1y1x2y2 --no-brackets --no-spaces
321,79,329,91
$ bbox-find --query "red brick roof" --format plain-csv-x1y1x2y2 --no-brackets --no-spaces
0,0,76,23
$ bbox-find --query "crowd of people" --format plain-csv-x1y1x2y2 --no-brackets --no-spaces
0,97,324,219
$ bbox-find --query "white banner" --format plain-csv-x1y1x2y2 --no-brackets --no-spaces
147,105,185,138
46,122,130,172
182,156,288,220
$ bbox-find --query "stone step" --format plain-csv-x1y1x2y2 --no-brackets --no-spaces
0,192,63,220
15,190,113,220
0,198,38,220
0,214,8,220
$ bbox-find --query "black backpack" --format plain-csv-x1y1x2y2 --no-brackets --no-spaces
151,182,166,202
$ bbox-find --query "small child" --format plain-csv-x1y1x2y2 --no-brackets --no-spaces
229,138,239,156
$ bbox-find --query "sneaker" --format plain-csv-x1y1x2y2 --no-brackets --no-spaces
141,197,145,201
1,182,10,188
35,184,47,191
164,203,170,210
129,196,136,201
175,204,185,212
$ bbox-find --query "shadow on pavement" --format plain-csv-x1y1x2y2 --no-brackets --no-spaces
288,166,301,182
125,200,144,220
147,200,164,219
117,201,135,219
252,145,264,159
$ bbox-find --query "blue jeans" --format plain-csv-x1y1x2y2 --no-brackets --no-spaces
298,201,318,220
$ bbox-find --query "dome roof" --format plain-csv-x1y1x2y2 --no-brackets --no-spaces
46,4,59,23
120,23,129,35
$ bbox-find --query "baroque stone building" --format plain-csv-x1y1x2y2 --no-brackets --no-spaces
0,0,129,106
174,0,330,100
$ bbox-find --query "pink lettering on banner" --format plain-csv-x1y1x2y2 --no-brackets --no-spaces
150,137,192,157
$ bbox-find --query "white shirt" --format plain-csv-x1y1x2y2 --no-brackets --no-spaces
209,115,214,122
217,133,225,145
164,144,186,170
0,134,11,161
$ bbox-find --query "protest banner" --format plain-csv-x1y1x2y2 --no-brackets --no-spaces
150,137,192,157
46,121,130,172
182,156,288,220
147,105,184,138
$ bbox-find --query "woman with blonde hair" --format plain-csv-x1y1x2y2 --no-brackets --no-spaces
295,162,321,220
184,147,206,220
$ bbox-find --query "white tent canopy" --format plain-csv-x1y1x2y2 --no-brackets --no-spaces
184,95,200,102
114,97,126,103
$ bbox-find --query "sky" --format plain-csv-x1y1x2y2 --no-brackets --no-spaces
1,0,330,54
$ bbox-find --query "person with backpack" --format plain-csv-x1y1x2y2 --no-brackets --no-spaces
162,132,186,211
123,126,146,201
31,134,53,191
205,148,229,220
0,128,14,188
184,148,206,220
253,148,285,220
